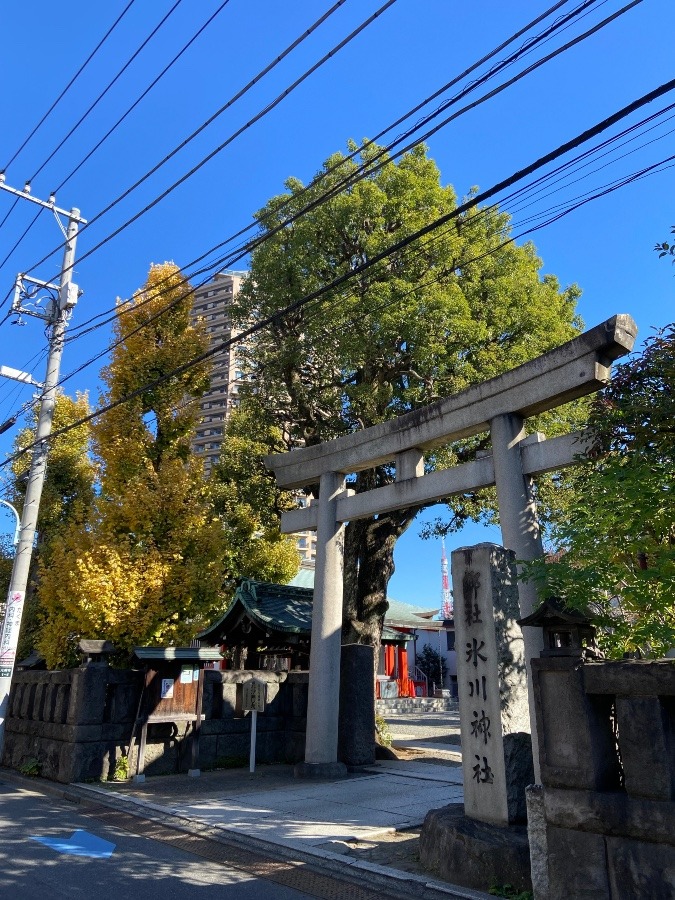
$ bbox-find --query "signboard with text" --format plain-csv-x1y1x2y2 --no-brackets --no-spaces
242,678,266,712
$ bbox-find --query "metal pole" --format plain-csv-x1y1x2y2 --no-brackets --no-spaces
0,209,79,757
249,710,257,773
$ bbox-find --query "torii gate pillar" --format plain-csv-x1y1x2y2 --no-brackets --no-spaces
490,412,545,778
295,471,348,778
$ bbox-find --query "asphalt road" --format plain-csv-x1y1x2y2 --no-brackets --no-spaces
0,780,323,899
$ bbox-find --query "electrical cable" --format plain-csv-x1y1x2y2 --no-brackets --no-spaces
28,0,185,183
74,83,671,362
0,208,43,275
2,0,138,174
61,0,637,308
502,116,675,223
54,0,234,193
30,0,397,284
6,0,580,344
5,141,673,462
0,347,50,433
62,0,608,339
0,285,15,317
66,89,675,364
245,0,644,255
22,0,355,277
130,0,616,296
6,75,674,466
501,106,675,210
0,197,20,237
1,6,664,436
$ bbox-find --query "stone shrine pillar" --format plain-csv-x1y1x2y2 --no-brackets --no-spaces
420,543,534,892
451,543,532,825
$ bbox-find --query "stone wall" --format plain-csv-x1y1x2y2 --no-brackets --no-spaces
531,658,675,899
2,666,309,783
2,666,141,783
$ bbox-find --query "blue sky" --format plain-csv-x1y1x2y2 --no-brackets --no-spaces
0,0,672,606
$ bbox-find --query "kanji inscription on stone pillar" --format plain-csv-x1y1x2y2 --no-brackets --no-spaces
451,543,531,826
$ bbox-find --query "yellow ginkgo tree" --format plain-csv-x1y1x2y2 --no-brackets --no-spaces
37,263,297,667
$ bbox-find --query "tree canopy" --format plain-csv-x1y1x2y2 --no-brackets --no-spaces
3,392,94,659
232,142,583,649
524,323,675,657
36,264,297,667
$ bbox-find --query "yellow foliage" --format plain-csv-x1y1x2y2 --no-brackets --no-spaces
36,264,297,666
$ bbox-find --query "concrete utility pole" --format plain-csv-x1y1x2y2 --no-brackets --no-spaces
0,182,84,757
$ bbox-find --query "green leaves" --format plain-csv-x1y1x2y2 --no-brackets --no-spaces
231,140,582,645
654,225,675,262
524,323,675,658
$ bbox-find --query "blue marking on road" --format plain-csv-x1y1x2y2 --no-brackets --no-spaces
30,829,116,858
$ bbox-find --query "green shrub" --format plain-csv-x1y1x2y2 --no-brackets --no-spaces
19,758,41,777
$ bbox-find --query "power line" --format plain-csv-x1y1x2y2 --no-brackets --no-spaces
65,84,675,373
0,197,20,237
2,0,138,174
6,142,673,461
502,109,675,220
1,5,663,438
33,0,397,283
62,0,608,340
263,0,644,244
54,0,234,194
55,92,675,405
28,0,185,183
21,0,353,276
6,76,674,466
0,208,43,275
66,86,669,373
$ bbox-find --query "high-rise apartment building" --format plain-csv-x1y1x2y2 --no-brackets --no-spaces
190,271,245,475
190,271,317,565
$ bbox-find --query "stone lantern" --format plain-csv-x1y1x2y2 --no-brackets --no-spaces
518,598,599,658
78,639,116,667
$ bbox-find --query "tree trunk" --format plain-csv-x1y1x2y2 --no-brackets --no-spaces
342,506,419,671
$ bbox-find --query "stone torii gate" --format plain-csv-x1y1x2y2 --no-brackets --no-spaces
265,314,637,776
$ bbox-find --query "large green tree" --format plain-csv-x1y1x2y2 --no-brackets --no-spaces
525,323,675,658
232,142,583,651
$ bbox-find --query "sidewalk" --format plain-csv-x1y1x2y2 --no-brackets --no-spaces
1,755,489,900
79,758,464,851
1,707,487,899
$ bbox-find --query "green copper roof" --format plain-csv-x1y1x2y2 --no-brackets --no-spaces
290,569,442,627
197,579,313,640
133,646,224,662
288,566,315,589
198,578,414,643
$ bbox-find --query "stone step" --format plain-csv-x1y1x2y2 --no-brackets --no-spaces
376,696,458,714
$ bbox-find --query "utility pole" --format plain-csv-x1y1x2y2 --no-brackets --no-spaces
0,177,84,756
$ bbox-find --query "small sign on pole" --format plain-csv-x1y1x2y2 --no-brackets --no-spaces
242,678,266,772
242,678,266,712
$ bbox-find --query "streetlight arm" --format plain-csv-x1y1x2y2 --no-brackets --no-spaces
0,500,20,546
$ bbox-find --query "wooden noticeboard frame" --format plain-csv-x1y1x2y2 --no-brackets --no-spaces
130,647,222,781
